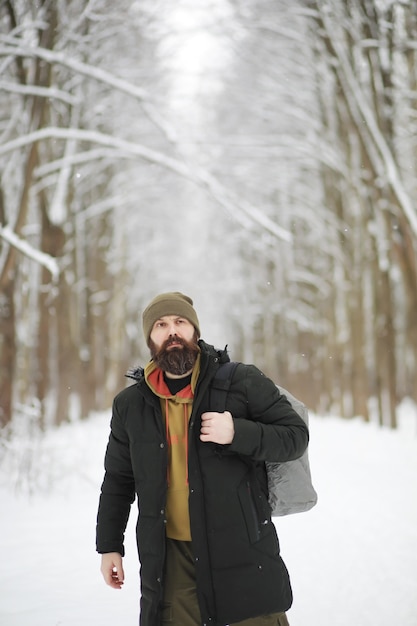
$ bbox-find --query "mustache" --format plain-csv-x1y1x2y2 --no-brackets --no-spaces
163,335,186,349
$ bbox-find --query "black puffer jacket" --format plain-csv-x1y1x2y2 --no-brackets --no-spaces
96,341,309,626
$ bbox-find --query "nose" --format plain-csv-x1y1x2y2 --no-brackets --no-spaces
167,323,178,336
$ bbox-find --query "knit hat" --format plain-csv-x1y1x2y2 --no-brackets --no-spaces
142,292,200,344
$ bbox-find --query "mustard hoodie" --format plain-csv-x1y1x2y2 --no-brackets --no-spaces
144,356,201,541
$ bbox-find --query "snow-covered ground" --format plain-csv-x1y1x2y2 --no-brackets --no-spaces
1,404,417,626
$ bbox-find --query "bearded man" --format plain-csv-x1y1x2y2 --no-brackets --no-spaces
96,292,309,626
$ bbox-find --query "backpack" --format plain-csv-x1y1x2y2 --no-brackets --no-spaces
210,361,318,517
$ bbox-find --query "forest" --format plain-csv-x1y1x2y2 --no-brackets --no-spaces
1,0,417,434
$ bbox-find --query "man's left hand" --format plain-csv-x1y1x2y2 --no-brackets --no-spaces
200,411,234,444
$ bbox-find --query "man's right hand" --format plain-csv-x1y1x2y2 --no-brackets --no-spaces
101,552,125,589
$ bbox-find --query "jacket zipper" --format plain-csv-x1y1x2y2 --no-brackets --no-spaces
247,481,261,541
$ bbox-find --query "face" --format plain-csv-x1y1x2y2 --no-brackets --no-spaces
149,315,200,376
149,315,196,350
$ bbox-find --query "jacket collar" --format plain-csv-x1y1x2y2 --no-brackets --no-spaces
125,340,230,383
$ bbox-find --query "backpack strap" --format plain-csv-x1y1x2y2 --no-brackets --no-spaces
210,361,317,516
210,361,238,412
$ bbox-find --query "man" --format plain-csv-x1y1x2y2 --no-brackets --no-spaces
96,292,309,626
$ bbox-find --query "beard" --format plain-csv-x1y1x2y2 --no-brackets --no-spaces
150,334,200,376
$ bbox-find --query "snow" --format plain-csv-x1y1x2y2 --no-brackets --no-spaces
1,405,417,626
0,225,60,280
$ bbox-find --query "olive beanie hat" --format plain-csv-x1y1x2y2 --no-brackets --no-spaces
142,292,200,344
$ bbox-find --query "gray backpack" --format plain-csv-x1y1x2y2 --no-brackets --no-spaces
211,362,318,516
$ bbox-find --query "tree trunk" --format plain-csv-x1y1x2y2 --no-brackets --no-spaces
0,280,15,427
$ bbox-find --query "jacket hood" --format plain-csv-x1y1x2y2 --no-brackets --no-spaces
125,340,229,382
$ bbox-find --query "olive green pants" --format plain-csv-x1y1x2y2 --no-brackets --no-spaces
162,539,290,626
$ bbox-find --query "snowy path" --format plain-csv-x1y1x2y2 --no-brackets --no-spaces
1,408,417,626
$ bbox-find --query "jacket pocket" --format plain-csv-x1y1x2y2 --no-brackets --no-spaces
238,474,266,543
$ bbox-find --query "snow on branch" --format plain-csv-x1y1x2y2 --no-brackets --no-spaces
0,126,192,175
192,166,292,242
320,13,417,237
34,148,124,178
0,41,148,101
0,81,80,105
0,225,59,280
0,127,292,243
0,41,177,143
0,41,292,242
